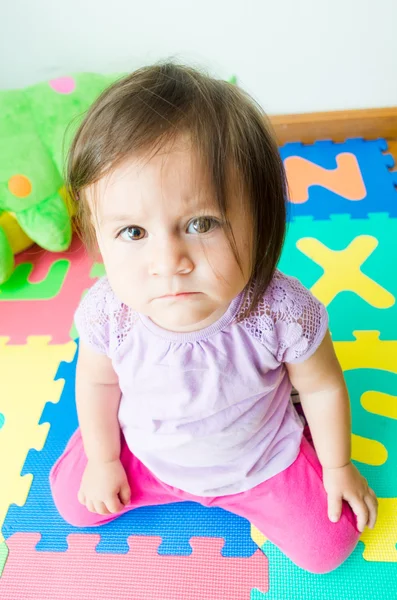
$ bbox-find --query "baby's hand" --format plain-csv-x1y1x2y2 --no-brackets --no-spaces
322,462,378,532
78,458,131,515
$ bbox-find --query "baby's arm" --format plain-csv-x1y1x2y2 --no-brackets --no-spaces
286,331,378,532
286,330,351,470
76,341,131,515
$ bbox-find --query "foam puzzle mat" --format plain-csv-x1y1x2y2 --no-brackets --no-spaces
0,138,397,598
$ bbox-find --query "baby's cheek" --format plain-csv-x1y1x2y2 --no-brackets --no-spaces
105,256,147,307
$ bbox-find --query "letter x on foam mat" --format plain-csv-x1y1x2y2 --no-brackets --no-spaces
0,138,396,599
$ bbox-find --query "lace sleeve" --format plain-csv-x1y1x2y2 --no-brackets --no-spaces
241,271,329,364
74,277,114,354
74,277,137,355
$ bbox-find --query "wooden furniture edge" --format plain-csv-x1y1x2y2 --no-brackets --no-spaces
269,107,397,145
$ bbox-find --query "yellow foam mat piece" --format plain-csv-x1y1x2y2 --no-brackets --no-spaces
361,498,397,562
0,337,76,542
351,434,387,466
351,389,397,466
334,331,397,374
362,391,397,421
297,236,395,308
334,337,397,467
251,524,268,548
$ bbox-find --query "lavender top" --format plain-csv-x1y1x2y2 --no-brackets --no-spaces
75,270,328,496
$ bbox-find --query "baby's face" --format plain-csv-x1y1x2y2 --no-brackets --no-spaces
88,137,252,333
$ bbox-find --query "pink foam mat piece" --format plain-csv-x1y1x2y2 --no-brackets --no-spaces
1,533,268,599
0,237,94,343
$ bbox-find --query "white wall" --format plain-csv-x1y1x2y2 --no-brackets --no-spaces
1,0,396,114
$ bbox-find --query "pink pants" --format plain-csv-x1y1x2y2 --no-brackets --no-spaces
50,430,360,574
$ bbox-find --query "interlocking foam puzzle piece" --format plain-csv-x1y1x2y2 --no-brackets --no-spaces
0,542,8,577
250,541,397,600
345,368,397,497
334,331,397,375
360,498,397,562
0,236,95,342
0,337,75,543
3,345,258,557
279,213,397,340
280,139,397,220
0,533,268,599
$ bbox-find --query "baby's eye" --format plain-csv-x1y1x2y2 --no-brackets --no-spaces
187,217,219,234
118,226,146,241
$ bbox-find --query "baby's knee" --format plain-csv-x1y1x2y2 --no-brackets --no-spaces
305,550,355,575
50,484,78,527
50,479,98,528
300,519,360,574
54,501,92,529
49,460,87,528
305,557,350,575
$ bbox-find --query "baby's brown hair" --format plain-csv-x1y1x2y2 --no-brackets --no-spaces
67,62,287,318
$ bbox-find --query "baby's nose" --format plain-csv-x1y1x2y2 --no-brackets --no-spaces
148,236,193,277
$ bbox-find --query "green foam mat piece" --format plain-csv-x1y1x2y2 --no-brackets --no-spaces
0,542,9,578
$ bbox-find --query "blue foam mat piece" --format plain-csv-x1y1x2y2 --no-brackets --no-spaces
281,139,397,220
3,343,257,557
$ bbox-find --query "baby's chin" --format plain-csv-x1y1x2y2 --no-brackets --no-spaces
147,303,221,333
115,290,226,333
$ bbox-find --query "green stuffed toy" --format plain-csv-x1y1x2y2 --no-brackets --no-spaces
0,73,118,284
0,71,237,285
